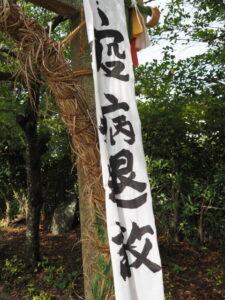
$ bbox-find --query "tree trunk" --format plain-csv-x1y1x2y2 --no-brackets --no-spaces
170,185,180,242
5,198,11,226
17,83,43,265
198,202,205,244
70,17,106,300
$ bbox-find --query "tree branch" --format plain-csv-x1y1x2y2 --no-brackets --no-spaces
46,15,68,33
0,108,17,113
27,0,78,17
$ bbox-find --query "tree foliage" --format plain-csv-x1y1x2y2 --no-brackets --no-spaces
135,0,225,243
0,1,76,226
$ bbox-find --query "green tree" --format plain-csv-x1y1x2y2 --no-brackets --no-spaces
135,0,225,243
0,3,75,264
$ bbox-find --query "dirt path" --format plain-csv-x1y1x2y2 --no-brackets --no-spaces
0,224,84,299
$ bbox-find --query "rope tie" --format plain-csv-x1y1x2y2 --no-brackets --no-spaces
146,6,160,28
73,70,92,77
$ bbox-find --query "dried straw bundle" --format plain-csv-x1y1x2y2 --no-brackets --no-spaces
0,0,113,298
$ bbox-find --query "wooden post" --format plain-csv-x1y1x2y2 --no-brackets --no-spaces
27,0,79,17
70,13,103,300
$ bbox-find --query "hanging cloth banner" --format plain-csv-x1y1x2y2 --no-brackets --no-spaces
83,1,164,299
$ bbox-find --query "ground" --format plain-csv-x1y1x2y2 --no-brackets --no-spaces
0,221,224,300
160,240,225,300
0,221,84,300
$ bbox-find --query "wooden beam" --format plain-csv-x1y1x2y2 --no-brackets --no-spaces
28,0,82,17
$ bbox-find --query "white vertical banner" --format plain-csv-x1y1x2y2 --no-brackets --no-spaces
83,1,164,299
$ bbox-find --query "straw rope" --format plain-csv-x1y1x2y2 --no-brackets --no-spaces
0,1,113,298
73,69,93,77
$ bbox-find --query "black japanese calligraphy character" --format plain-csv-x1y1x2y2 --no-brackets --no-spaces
102,94,129,114
100,115,107,136
110,115,135,145
108,149,147,208
99,94,135,145
95,29,125,60
112,222,161,281
94,29,129,81
101,61,129,81
97,8,109,26
99,93,129,135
